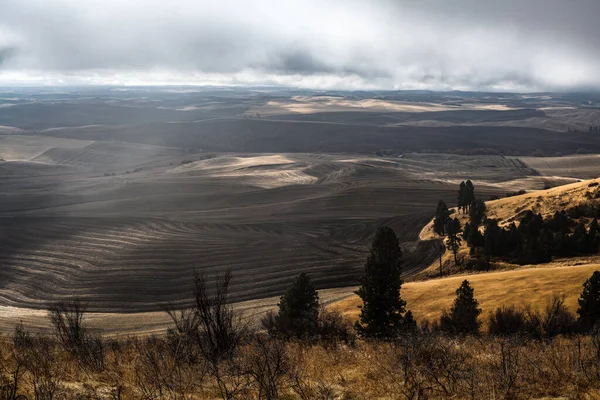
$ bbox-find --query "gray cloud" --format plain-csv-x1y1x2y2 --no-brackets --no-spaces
0,0,599,90
0,47,17,67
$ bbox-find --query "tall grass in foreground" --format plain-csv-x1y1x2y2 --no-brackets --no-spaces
3,330,600,399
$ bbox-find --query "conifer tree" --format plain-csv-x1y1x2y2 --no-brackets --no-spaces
445,217,462,267
441,280,481,334
577,270,600,331
355,227,410,339
274,273,320,338
433,199,451,236
458,181,466,212
464,180,475,212
469,199,487,228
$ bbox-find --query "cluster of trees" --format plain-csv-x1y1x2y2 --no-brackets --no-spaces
434,181,600,268
270,224,600,339
457,180,475,212
472,211,599,265
266,227,414,341
589,125,600,132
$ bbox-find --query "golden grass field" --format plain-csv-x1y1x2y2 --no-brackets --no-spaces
331,264,600,326
362,177,600,326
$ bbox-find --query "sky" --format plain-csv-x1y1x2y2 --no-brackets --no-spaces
0,0,599,91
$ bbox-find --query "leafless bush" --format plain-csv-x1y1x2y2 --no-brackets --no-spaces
133,336,204,400
381,334,431,399
523,296,578,340
0,326,28,400
24,337,66,400
193,270,251,399
316,308,356,347
244,336,291,400
165,307,202,365
260,311,277,336
488,306,527,336
495,337,523,398
193,271,248,363
541,296,577,338
48,300,105,371
416,335,475,397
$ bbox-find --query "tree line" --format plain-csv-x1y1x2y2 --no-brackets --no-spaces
434,181,600,269
267,225,600,340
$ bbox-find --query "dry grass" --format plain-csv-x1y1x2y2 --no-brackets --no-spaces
4,333,600,399
330,264,600,326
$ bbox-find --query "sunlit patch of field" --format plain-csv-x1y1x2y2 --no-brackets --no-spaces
520,154,600,179
330,264,600,326
0,286,356,337
0,135,94,161
167,155,318,188
244,96,518,116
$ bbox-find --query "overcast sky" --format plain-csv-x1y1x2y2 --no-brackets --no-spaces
0,0,599,91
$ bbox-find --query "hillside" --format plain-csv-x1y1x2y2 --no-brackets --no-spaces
420,177,600,239
331,178,600,326
415,177,600,277
331,264,599,327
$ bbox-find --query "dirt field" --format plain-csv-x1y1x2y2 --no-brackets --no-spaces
2,144,540,313
1,88,600,335
520,154,600,179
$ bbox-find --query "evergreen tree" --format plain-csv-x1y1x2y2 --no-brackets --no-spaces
433,199,451,236
464,180,475,212
445,217,462,267
441,280,481,334
577,270,600,331
355,227,409,339
469,199,487,228
274,273,320,338
458,181,466,212
588,219,599,253
483,218,501,268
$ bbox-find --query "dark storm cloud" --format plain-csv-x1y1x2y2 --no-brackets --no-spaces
0,0,599,90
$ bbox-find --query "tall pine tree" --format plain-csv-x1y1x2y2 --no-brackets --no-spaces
577,270,600,331
433,199,451,236
445,217,462,267
458,181,466,212
274,273,320,338
464,180,475,212
354,226,410,339
441,280,481,334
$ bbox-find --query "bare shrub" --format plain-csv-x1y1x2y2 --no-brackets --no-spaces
244,336,291,400
48,300,105,371
542,296,578,338
417,335,475,396
495,338,523,398
316,308,356,347
488,306,527,336
133,336,203,400
521,297,578,340
382,335,430,399
193,271,248,363
0,325,28,400
165,307,202,365
24,337,67,400
193,271,250,399
260,311,277,336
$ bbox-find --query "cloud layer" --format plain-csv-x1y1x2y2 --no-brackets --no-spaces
1,0,599,90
